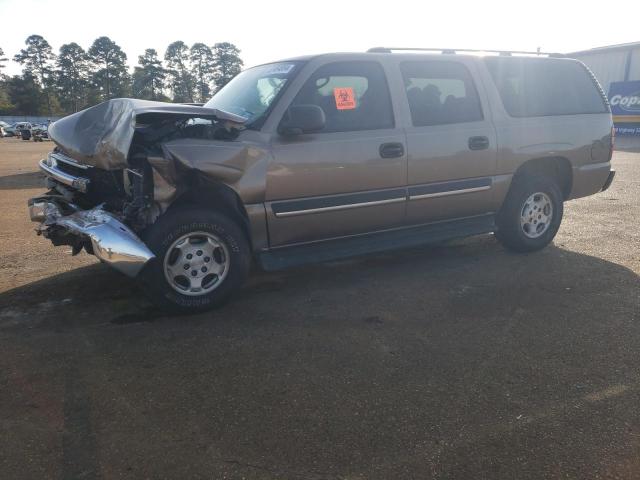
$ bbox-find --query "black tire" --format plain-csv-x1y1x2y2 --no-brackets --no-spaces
495,175,563,253
138,208,251,314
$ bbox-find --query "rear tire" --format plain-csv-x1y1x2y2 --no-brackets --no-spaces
495,175,563,253
138,208,251,314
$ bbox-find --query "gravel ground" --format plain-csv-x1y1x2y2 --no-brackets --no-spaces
0,138,638,479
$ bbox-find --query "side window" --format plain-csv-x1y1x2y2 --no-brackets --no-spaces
400,61,484,127
484,57,609,117
291,61,394,133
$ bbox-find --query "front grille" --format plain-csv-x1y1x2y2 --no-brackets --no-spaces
55,159,86,177
50,152,91,175
45,150,126,205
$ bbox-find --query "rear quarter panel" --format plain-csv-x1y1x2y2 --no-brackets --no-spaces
475,57,613,201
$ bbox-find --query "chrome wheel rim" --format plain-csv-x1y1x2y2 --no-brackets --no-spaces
163,231,230,296
520,192,553,239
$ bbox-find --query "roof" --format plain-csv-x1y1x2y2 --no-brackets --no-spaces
569,41,640,56
270,51,573,66
253,50,589,71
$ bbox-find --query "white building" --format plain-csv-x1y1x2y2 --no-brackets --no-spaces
569,42,640,95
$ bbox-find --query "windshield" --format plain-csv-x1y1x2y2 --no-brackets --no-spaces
204,61,301,128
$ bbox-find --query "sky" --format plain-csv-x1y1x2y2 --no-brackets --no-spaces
1,0,639,76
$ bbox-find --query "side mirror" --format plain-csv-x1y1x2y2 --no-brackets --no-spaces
279,105,325,136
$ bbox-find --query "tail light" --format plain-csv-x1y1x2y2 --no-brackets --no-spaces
609,126,615,161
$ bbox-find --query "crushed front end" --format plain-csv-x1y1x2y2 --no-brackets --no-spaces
29,150,155,277
28,98,247,278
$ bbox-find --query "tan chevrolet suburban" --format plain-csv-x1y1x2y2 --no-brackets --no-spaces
28,48,615,313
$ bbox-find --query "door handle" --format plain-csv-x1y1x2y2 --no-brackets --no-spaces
468,136,490,151
379,142,405,158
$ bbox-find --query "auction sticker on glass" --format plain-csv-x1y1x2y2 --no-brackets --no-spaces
334,87,356,110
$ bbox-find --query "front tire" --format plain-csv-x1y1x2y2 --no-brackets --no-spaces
138,208,251,314
495,175,564,253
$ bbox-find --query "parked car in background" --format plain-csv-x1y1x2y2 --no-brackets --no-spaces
20,126,33,141
0,121,9,137
32,125,50,142
12,122,33,140
3,123,18,137
29,49,615,313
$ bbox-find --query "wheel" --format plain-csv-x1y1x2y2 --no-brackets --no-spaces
138,208,251,313
495,175,563,253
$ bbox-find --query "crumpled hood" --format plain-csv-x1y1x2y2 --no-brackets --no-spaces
48,98,246,170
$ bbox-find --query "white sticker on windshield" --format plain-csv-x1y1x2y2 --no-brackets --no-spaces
265,63,295,75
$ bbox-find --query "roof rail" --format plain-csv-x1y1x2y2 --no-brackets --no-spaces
367,47,564,57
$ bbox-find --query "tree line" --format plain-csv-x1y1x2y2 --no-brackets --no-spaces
0,35,244,116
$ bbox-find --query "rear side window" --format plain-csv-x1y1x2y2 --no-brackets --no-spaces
291,61,394,133
400,61,484,127
484,57,609,117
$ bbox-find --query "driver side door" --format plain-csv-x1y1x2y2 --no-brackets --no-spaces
264,60,408,247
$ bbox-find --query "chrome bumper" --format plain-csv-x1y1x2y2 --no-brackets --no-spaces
39,152,90,193
28,200,155,277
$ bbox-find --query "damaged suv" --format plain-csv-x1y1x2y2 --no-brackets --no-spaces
29,50,615,313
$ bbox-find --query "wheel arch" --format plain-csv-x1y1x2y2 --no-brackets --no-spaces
512,156,573,200
168,176,252,246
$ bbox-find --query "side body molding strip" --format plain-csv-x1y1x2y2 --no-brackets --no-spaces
269,177,494,217
408,177,492,200
271,188,407,218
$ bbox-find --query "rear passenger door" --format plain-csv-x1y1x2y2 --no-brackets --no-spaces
400,59,498,224
266,60,407,247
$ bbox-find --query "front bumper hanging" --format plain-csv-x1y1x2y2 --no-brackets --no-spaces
28,199,155,277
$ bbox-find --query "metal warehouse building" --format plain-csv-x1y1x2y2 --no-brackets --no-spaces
569,42,640,93
570,42,640,136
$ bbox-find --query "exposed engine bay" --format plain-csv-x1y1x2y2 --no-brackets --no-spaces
48,116,241,229
30,98,249,273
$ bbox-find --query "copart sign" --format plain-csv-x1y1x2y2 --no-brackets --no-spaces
609,80,640,135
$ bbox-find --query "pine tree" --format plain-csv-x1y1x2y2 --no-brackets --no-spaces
88,36,130,101
164,41,194,102
189,43,215,103
132,48,167,100
55,42,90,112
13,35,56,114
212,42,243,91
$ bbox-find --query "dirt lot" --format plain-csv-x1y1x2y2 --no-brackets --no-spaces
0,138,638,479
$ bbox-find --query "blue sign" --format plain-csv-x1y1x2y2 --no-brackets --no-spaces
608,80,640,135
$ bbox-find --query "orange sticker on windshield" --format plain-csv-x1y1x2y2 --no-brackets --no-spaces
334,87,356,110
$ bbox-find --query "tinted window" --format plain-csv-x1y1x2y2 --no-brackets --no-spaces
484,57,609,117
291,61,394,133
401,61,484,127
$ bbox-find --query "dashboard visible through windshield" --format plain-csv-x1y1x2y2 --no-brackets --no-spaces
204,61,302,128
